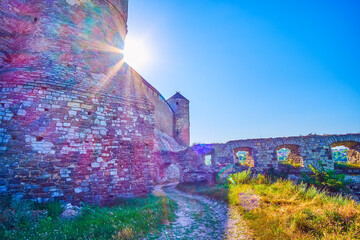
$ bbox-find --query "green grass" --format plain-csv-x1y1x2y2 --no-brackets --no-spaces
335,161,360,169
0,195,176,240
228,173,360,240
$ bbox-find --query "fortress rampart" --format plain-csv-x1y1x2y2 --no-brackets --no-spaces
0,0,189,204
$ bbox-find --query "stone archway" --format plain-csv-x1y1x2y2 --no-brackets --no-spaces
233,147,255,167
276,144,304,167
331,141,360,165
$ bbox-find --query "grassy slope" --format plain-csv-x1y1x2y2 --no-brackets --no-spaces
230,180,360,240
177,174,360,240
0,196,176,240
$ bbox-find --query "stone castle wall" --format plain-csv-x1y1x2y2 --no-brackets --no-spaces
0,81,155,204
0,0,181,204
133,71,175,138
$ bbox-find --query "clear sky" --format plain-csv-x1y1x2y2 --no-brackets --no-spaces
125,0,360,144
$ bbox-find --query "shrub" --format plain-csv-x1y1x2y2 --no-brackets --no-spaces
301,161,350,192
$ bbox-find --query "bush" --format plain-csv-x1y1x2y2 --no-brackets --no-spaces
301,161,350,192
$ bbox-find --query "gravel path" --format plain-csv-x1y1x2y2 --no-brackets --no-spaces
148,184,249,240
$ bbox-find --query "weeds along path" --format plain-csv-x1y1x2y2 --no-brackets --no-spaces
148,184,248,240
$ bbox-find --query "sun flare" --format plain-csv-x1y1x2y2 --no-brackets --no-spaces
124,36,151,72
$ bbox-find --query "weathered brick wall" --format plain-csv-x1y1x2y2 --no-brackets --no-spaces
0,82,155,203
133,71,175,138
0,0,165,204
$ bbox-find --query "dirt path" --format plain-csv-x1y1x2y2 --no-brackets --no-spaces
148,184,249,240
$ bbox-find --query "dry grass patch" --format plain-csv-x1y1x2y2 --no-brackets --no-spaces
229,178,360,239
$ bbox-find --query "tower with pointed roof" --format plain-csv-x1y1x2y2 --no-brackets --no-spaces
167,92,190,146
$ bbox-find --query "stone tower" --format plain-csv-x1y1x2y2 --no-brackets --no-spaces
167,92,190,146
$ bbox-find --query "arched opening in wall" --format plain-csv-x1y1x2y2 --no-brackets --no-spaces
332,141,360,168
205,154,212,166
276,144,303,168
233,147,254,167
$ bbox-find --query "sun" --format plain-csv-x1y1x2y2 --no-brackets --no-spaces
124,36,151,72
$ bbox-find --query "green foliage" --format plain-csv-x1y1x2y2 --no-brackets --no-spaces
0,199,35,231
33,202,64,219
228,168,252,185
332,150,348,162
0,196,176,240
0,195,12,210
301,161,350,192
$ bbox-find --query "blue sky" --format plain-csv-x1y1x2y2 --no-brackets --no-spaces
126,0,360,144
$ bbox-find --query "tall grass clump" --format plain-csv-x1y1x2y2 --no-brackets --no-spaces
228,168,252,185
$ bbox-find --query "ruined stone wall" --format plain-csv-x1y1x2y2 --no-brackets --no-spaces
179,134,360,181
0,0,162,204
